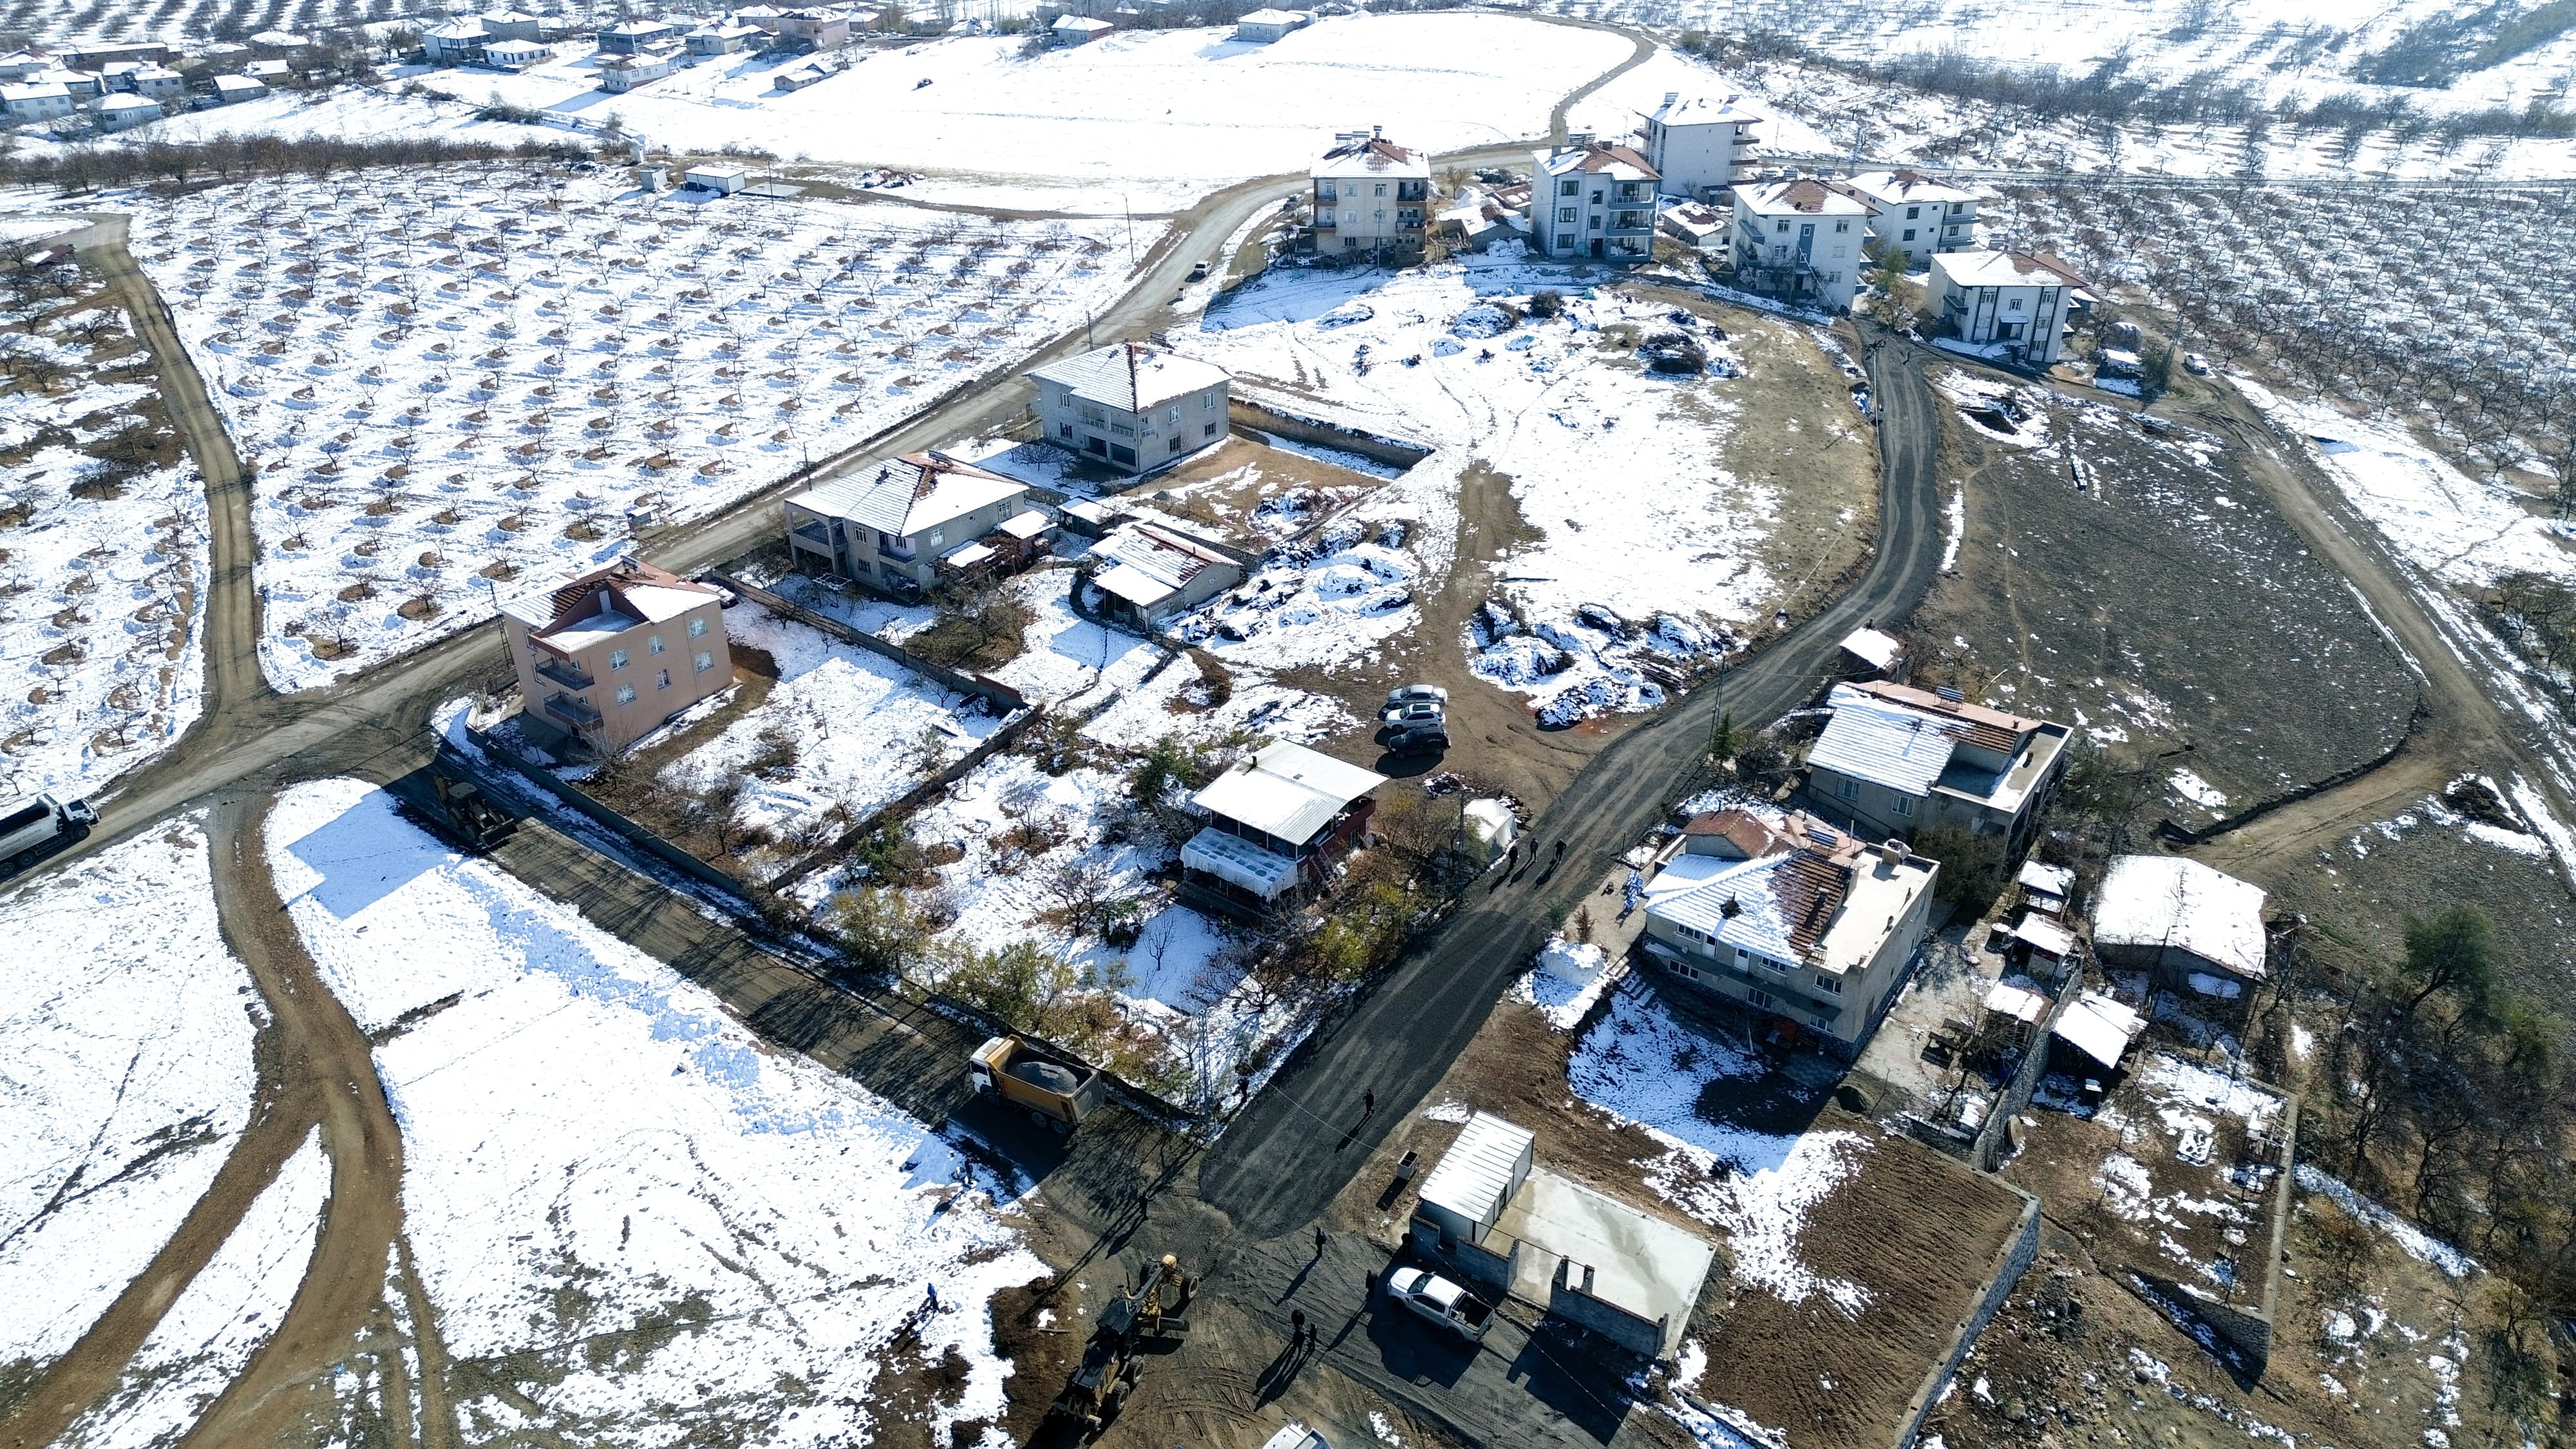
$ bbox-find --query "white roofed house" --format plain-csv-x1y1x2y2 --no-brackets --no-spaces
479,9,548,41
596,17,681,53
1528,137,1660,263
1311,126,1430,261
598,50,682,91
211,73,269,103
91,92,161,130
1840,168,1979,266
1729,177,1868,312
422,18,491,64
1052,14,1113,45
688,21,764,53
1178,740,1387,918
1926,249,2089,366
483,38,552,70
1027,340,1231,475
1233,7,1310,43
1,80,75,124
1640,91,1763,200
1084,521,1243,627
781,451,1034,597
125,64,186,100
2090,856,2270,999
0,51,50,82
1639,809,1940,1057
1804,679,2073,863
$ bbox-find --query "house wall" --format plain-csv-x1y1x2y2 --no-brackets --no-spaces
1642,118,1748,198
1037,377,1229,473
788,491,1034,595
1548,1256,1670,1361
507,600,734,755
1531,166,1658,261
1866,198,1975,265
1311,174,1428,254
1935,276,2070,365
1728,204,1862,311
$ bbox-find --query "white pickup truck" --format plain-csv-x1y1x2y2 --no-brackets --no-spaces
1383,1267,1493,1342
1,792,95,873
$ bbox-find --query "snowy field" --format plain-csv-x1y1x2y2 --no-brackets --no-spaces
1182,254,1815,722
0,245,206,799
265,777,1045,1442
0,818,256,1376
1566,978,1872,1314
128,164,1158,691
654,601,1013,858
62,1132,329,1449
410,14,1629,207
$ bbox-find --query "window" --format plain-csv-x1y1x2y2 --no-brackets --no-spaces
1671,960,1700,981
1341,209,1356,225
614,683,636,705
1815,974,1842,994
1059,422,1074,439
1558,179,1578,197
1555,236,1575,252
1202,421,1218,439
1891,795,1913,817
648,635,664,655
1836,777,1859,800
2007,296,2025,312
694,650,714,672
1202,391,1217,410
608,648,627,670
1747,989,1773,1009
1833,220,1849,232
927,529,943,547
1166,404,1179,424
1902,227,1915,241
687,616,706,638
1372,182,1385,197
656,669,670,690
1588,215,1602,231
1906,205,1919,219
1589,189,1602,204
1776,220,1789,234
1081,404,1106,428
1557,207,1576,223
1811,1014,1836,1031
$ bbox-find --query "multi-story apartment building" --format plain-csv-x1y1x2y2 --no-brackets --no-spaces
1027,341,1231,475
1639,810,1938,1056
501,558,734,756
1310,126,1430,260
782,451,1035,595
1729,176,1868,312
1926,249,2088,366
1639,90,1763,200
1838,168,1979,266
1805,679,2072,860
1528,137,1660,262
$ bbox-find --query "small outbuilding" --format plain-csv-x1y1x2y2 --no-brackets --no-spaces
683,163,750,194
2050,989,2146,1075
1085,521,1241,627
2090,855,2268,996
1051,14,1113,44
210,73,268,103
1837,625,1906,679
92,92,161,129
1233,7,1309,42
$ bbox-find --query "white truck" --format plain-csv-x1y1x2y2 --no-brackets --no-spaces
1383,1267,1493,1342
0,793,96,873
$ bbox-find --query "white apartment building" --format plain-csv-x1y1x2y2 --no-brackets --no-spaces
1528,137,1660,263
1,80,74,123
1310,126,1430,259
1730,177,1868,312
1926,249,2089,366
1839,168,1978,265
1027,341,1231,475
1640,90,1763,200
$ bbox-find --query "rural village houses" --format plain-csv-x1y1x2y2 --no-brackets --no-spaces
501,558,735,757
1027,341,1233,475
1178,740,1388,919
1837,167,1981,265
1638,809,1940,1056
2090,855,2272,1000
1804,679,2072,861
1638,90,1765,200
1526,136,1662,262
1311,126,1431,261
1086,521,1245,628
1729,176,1868,312
782,451,1045,596
1926,249,2091,366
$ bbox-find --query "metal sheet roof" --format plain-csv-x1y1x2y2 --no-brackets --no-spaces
1806,683,1959,797
1027,341,1229,413
2093,856,2268,979
1180,826,1298,896
784,451,1023,540
1188,740,1384,846
1417,1112,1533,1226
2052,992,2144,1070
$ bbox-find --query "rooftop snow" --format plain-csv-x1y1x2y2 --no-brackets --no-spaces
1188,739,1385,844
1931,249,2089,289
2094,855,2268,980
1027,341,1229,413
786,452,1025,540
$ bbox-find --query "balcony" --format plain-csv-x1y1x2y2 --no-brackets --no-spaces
534,655,592,690
543,692,601,728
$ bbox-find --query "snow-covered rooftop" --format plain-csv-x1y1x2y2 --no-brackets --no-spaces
1644,815,1933,976
2093,856,2268,981
1931,248,2089,290
1536,138,1658,182
1090,521,1235,608
1838,625,1902,672
2052,990,2144,1070
1807,681,2052,805
1841,168,1978,209
2018,860,2074,900
1188,739,1384,846
1736,178,1868,218
1179,825,1298,896
1312,129,1428,180
1644,90,1761,126
1417,1111,1531,1226
1027,341,1228,414
785,452,1025,541
500,558,721,641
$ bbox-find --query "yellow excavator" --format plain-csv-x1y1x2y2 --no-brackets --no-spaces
1045,1255,1193,1437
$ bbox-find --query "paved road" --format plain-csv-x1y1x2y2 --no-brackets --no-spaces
1197,327,1949,1236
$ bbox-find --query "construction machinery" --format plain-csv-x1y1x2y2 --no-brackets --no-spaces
1047,1255,1192,1436
968,1035,1105,1134
420,772,517,854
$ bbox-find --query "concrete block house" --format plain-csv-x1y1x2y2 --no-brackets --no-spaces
782,451,1036,596
1528,137,1660,262
1178,741,1385,918
1804,679,2071,861
1310,126,1429,261
502,558,734,756
1027,341,1231,475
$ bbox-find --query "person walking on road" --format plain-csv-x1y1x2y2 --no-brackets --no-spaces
1313,1225,1327,1258
1363,1089,1375,1117
1553,838,1566,862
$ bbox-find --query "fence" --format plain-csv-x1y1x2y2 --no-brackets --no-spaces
466,729,762,908
1893,1190,2042,1449
1226,396,1435,473
703,569,1028,712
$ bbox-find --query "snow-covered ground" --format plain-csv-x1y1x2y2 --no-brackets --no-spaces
656,602,1013,854
0,251,206,799
0,818,256,1374
127,165,1157,692
61,1131,328,1449
1568,980,1872,1314
1182,253,1808,722
264,777,1044,1441
387,15,1628,209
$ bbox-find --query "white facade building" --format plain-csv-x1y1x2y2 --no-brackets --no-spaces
1839,168,1978,265
1027,341,1230,475
1,80,73,123
423,19,491,64
1528,137,1660,263
92,92,161,129
211,73,268,103
1310,126,1429,258
1926,249,2087,366
1729,177,1867,312
1640,90,1763,199
1233,7,1309,42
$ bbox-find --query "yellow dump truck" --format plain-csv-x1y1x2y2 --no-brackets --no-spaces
968,1036,1106,1134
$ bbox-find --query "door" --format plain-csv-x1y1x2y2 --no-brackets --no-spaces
1795,222,1814,263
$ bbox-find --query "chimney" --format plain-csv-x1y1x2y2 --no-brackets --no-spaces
1879,838,1906,866
1719,895,1740,919
1662,90,1677,106
1372,123,1381,138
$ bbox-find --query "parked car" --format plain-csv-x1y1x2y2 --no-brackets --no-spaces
0,792,95,872
1385,683,1448,710
1383,722,1448,755
1381,698,1444,727
2182,351,2211,375
1188,258,1211,281
1384,1267,1492,1341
